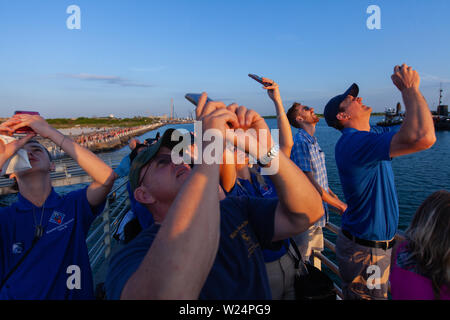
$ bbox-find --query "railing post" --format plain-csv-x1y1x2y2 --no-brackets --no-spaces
102,199,112,260
312,251,322,270
64,165,71,178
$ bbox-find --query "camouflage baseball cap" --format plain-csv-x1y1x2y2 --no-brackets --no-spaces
129,128,189,191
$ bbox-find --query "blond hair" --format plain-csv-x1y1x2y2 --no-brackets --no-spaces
405,190,450,299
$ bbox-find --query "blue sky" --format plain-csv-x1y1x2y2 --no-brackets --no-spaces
0,0,449,118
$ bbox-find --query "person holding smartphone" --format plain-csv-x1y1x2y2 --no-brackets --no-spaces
105,93,324,300
0,114,116,299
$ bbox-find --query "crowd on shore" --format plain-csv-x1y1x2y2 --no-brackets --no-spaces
34,125,163,159
72,126,155,148
0,64,448,301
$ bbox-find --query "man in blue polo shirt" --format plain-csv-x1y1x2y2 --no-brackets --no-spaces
323,64,436,299
0,114,116,299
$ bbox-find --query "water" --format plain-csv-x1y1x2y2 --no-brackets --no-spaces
1,117,449,232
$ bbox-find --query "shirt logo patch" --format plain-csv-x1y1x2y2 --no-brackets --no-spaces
49,211,65,225
12,242,24,254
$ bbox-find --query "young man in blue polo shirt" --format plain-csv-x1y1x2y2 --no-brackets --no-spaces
105,93,324,299
323,64,436,299
0,114,116,299
286,102,347,265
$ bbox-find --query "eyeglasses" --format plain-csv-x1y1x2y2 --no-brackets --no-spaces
302,106,311,111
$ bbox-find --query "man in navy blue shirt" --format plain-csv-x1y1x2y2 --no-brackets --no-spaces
0,114,116,299
323,64,436,299
105,93,324,299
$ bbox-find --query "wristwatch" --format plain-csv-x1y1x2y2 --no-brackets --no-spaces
257,144,280,167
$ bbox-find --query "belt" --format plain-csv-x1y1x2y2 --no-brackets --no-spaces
342,229,395,250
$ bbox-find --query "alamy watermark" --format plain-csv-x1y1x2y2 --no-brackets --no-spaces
64,5,382,31
66,265,81,290
66,5,81,30
168,121,280,175
366,265,381,290
366,5,381,30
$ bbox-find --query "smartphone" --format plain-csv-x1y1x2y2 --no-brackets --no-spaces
185,93,213,106
248,74,271,86
13,111,39,134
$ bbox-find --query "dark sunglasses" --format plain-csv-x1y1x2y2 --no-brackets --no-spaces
137,154,174,187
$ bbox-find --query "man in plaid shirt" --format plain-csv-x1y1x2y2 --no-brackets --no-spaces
286,103,347,265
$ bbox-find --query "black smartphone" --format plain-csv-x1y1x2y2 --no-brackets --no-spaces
248,74,272,87
248,74,264,84
185,93,213,106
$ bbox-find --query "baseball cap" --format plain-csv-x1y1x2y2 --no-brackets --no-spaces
129,128,190,191
323,83,359,128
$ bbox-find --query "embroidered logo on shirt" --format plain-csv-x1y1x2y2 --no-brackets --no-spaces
46,211,74,234
260,184,273,197
12,242,24,254
49,211,65,225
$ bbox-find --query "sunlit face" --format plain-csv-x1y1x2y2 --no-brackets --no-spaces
23,142,52,172
297,104,319,124
11,142,53,182
138,147,192,204
338,95,372,122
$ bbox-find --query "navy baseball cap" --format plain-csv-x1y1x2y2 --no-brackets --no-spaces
323,83,359,128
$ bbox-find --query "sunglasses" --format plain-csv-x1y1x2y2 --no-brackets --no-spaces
137,154,174,187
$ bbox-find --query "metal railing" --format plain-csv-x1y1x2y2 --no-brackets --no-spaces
0,155,123,194
87,178,131,272
86,184,408,300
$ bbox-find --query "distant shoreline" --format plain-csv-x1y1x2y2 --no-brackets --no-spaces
262,113,385,119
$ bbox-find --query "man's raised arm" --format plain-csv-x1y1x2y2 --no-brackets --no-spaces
390,64,436,158
229,106,324,241
8,114,116,206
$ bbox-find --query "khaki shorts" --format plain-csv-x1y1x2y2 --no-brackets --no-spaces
335,230,392,300
292,225,324,262
265,248,297,300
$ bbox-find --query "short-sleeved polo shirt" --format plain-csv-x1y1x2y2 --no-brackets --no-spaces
105,196,279,300
335,126,399,241
0,187,104,299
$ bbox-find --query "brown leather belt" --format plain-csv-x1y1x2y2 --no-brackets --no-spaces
342,229,395,250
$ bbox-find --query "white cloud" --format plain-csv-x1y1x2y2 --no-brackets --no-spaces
129,66,167,73
420,73,450,84
60,73,154,88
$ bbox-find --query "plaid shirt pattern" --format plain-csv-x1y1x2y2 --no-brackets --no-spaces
290,128,329,227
